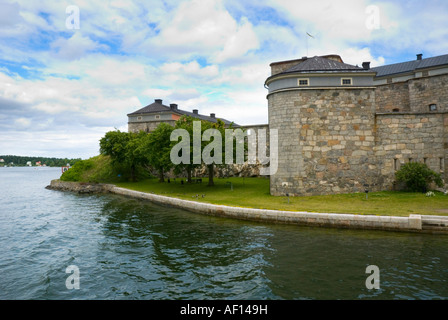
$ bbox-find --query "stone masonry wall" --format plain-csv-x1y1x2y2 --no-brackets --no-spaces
269,88,378,196
409,73,448,112
375,82,410,112
128,120,176,133
375,113,447,189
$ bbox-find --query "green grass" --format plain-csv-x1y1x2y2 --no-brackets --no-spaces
116,177,448,217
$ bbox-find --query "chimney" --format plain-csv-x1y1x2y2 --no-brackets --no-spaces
193,109,198,114
417,54,423,61
170,103,178,110
362,62,370,70
155,99,163,104
210,113,215,118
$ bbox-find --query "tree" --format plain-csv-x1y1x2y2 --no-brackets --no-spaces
395,162,444,192
172,116,203,184
99,130,148,181
171,116,237,186
140,123,174,182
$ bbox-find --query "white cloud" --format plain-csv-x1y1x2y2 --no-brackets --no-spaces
50,33,105,60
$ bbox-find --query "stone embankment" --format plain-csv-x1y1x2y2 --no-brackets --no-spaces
46,179,448,234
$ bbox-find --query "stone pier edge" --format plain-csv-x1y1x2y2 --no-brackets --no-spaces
47,180,448,234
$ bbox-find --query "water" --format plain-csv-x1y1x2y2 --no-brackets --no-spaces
1,167,448,300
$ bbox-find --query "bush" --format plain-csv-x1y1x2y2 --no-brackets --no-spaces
395,162,444,192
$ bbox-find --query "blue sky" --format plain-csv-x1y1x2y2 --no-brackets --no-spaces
0,0,447,159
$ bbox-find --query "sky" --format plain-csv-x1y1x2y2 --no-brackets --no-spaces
0,0,447,159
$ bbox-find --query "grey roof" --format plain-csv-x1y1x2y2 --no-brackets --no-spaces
127,101,170,115
282,56,367,73
127,100,239,127
372,54,448,77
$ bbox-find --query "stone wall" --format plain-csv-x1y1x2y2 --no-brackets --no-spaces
269,88,378,196
375,112,448,189
375,82,410,112
128,120,176,133
409,73,448,112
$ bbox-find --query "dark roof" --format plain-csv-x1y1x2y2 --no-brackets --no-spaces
127,100,239,127
372,54,448,77
282,56,368,73
127,100,170,115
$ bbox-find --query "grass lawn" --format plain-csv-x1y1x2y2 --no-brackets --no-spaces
115,177,448,217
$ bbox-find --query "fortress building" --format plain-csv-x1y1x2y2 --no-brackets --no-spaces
265,53,448,196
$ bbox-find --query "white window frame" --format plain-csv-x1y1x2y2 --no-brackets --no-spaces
298,78,309,86
341,78,352,85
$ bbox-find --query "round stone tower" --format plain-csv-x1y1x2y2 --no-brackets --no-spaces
265,55,380,196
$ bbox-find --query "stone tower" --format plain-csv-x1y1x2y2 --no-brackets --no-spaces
265,55,379,196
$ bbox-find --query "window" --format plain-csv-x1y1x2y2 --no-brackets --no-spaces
394,158,399,171
137,116,142,121
422,70,429,77
440,158,444,172
423,157,428,165
298,79,309,86
387,78,393,84
392,108,400,112
155,115,161,120
429,104,437,111
341,78,352,85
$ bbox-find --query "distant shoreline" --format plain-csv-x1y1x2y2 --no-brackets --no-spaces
46,179,448,234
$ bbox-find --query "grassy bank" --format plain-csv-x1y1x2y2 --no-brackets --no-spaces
60,155,448,216
116,177,448,217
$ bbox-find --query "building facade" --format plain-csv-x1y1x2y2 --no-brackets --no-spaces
265,53,448,196
127,99,238,133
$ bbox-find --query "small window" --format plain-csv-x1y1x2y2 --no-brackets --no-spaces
394,158,399,171
423,157,428,165
341,78,352,85
298,79,309,86
137,116,143,121
429,104,437,111
387,78,393,84
422,70,429,77
392,108,400,112
440,158,444,172
155,115,161,120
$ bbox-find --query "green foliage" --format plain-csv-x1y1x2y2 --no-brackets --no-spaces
395,162,444,192
60,158,95,182
0,155,81,167
99,130,150,181
140,123,174,182
172,115,241,186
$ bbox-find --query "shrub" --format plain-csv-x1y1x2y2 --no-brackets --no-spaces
395,162,444,192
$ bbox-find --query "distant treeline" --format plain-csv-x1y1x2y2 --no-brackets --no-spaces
0,155,82,167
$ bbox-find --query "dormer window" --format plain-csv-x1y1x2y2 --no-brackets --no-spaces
298,79,309,86
341,78,352,85
429,104,437,111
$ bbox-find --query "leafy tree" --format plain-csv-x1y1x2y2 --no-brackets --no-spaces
395,162,444,192
99,130,148,181
140,123,174,182
172,116,203,184
171,116,238,186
